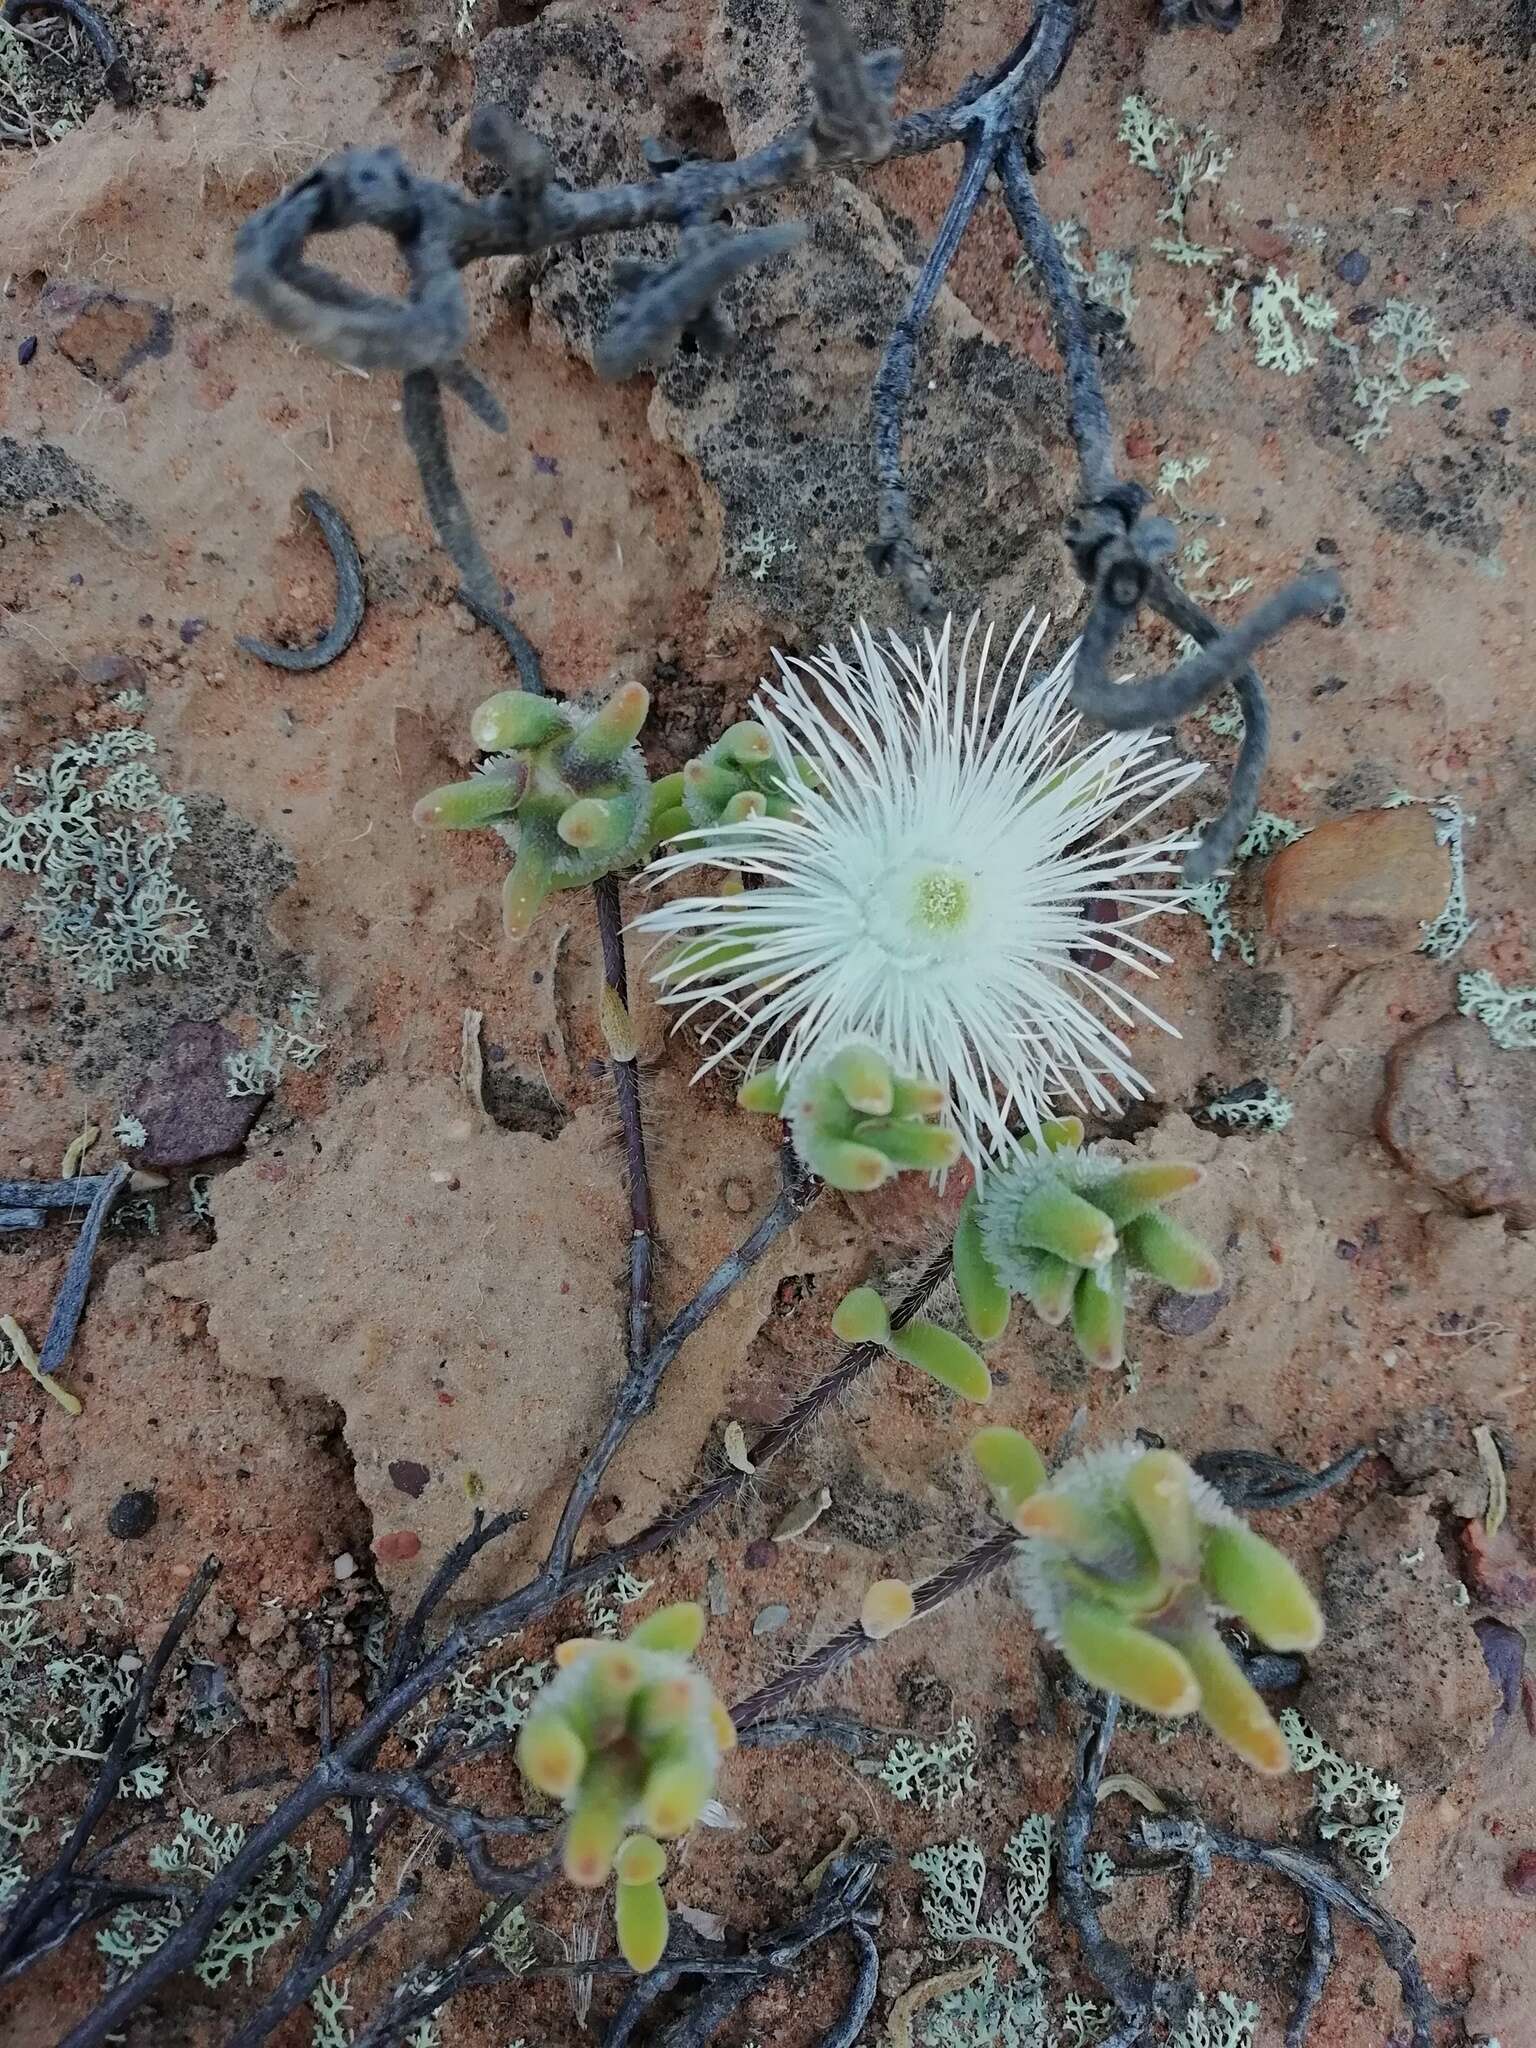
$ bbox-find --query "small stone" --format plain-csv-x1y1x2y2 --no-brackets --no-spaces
1457,1517,1536,1613
18,336,37,366
743,1540,776,1569
721,1177,753,1215
706,1559,731,1616
108,1490,158,1539
1151,1286,1229,1337
42,281,173,387
127,1018,267,1168
372,1530,422,1564
332,1551,357,1581
1474,1617,1527,1732
388,1459,431,1499
1262,808,1451,961
76,653,145,689
1336,249,1370,286
1377,1016,1536,1227
751,1602,790,1637
1506,1850,1536,1897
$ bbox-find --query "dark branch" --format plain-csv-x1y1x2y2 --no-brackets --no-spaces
1138,1817,1436,2048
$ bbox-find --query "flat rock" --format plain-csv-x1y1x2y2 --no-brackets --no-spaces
126,1018,266,1167
42,281,173,388
1262,806,1449,961
154,1069,851,1601
1376,1014,1536,1225
1301,1493,1497,1794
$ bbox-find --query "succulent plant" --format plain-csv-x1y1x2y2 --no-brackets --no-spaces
973,1431,1323,1772
648,718,818,846
955,1119,1221,1369
514,1603,733,1967
739,1041,960,1191
832,1283,991,1401
413,681,653,938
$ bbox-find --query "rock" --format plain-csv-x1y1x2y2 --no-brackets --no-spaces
107,1489,158,1539
388,1459,431,1499
42,282,173,388
1507,1850,1536,1897
1473,1618,1527,1731
1376,1014,1536,1225
76,653,146,691
1457,1517,1536,1613
155,1070,846,1602
1301,1493,1498,1793
751,1603,791,1637
1262,807,1450,961
333,1552,357,1581
126,1018,267,1168
1151,1286,1229,1336
0,435,149,547
475,14,1069,642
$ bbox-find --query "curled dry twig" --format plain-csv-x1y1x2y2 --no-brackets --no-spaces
235,490,365,672
229,0,1334,875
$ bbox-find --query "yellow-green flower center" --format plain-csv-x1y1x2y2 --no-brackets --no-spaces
911,864,973,935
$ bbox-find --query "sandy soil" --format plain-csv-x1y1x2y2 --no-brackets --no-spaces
1,2,1533,2044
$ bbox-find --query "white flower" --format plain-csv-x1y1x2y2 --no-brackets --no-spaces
634,613,1201,1168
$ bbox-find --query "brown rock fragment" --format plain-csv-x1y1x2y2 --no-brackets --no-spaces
42,282,173,387
1262,807,1450,961
127,1018,267,1167
1376,1015,1536,1225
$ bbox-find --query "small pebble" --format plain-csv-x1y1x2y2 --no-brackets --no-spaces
1506,1849,1536,1898
108,1489,158,1540
706,1559,731,1617
1151,1288,1229,1337
1335,249,1370,286
721,1177,753,1215
333,1551,357,1581
373,1529,422,1563
18,335,37,365
751,1602,791,1637
743,1539,776,1569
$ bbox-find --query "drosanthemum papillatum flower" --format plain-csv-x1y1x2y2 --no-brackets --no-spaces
635,614,1201,1168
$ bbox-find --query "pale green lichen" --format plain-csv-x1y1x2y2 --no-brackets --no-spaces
417,1648,549,1756
1458,969,1536,1050
1117,92,1177,176
1281,1711,1404,1885
309,1974,353,2048
0,1441,165,1904
112,1113,148,1148
878,1718,978,1811
1205,280,1241,333
1171,1992,1259,2048
1155,455,1211,511
0,727,206,993
1186,811,1308,964
188,1173,214,1223
1418,799,1475,960
582,1565,654,1639
1204,1082,1295,1133
1118,94,1231,270
1051,219,1137,325
1248,270,1338,376
225,989,328,1097
97,1807,315,1985
911,1820,1116,2045
1330,300,1469,451
734,526,798,582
